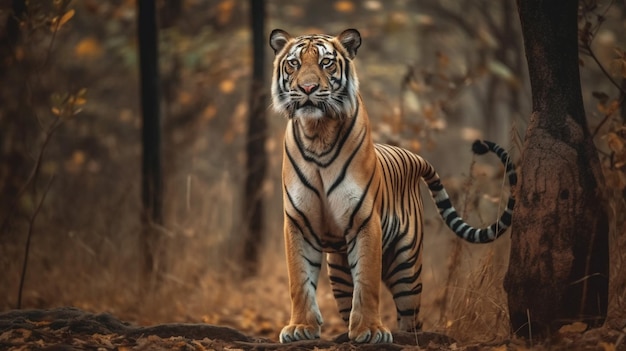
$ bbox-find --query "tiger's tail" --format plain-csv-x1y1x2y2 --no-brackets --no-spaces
424,140,516,243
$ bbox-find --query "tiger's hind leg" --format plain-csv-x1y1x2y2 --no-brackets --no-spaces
327,252,354,325
382,235,424,332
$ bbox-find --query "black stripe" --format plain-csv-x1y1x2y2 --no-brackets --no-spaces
285,143,321,199
393,284,422,299
332,290,353,299
285,212,323,252
329,275,353,287
327,128,366,196
344,166,376,238
397,308,419,317
303,255,322,269
284,186,323,250
384,255,418,281
388,264,422,288
328,262,351,274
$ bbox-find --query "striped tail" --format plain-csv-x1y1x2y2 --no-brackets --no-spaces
425,140,516,243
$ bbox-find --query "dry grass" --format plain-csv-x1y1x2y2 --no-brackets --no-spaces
0,165,511,343
606,173,626,329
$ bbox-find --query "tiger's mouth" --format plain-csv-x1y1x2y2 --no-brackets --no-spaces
296,100,321,115
291,99,326,119
299,100,316,108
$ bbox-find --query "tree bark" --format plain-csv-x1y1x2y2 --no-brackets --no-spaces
137,0,164,279
242,0,267,277
504,0,609,338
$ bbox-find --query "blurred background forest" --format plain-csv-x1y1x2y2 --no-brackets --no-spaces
1,0,625,344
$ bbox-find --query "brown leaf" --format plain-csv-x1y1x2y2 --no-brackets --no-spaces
334,1,355,13
57,9,75,29
599,342,616,351
219,79,236,94
606,132,625,153
558,321,587,333
217,0,235,26
74,37,103,59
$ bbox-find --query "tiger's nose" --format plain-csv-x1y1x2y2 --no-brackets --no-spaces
299,83,319,94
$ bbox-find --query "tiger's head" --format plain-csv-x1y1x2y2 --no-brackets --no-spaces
269,29,361,120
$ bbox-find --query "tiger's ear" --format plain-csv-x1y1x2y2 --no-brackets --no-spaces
337,29,361,59
270,29,291,55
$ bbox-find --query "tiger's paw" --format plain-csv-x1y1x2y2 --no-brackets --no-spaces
279,324,321,343
349,323,393,343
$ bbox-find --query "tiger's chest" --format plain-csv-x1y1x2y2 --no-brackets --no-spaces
283,156,373,252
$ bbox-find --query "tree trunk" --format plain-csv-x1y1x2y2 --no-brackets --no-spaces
504,0,609,338
242,0,267,277
0,0,27,226
137,0,164,280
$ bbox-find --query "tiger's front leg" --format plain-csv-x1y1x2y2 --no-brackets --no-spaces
279,219,324,343
345,217,393,344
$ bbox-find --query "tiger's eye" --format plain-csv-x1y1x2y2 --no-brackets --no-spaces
288,59,299,67
320,58,332,67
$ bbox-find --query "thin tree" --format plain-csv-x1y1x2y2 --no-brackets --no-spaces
504,0,609,338
242,0,267,277
137,0,164,279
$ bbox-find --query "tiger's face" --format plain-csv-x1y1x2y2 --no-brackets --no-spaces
269,29,362,120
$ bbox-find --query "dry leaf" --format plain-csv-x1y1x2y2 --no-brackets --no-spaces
201,105,217,122
74,37,103,59
606,132,625,152
177,91,193,105
409,139,421,152
58,9,75,29
217,0,235,26
558,321,587,333
334,1,355,13
219,79,236,94
600,341,616,351
50,9,75,31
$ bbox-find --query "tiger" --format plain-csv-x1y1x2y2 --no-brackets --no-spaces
269,28,516,344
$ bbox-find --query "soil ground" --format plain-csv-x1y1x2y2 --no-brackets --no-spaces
1,307,625,351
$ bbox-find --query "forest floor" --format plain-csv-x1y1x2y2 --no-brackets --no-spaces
1,307,625,351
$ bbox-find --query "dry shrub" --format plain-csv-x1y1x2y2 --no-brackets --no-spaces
605,155,626,329
425,156,512,343
433,244,510,343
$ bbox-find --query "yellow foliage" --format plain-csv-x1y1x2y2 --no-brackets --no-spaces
74,37,103,59
219,79,236,94
72,150,86,166
64,150,86,174
177,91,193,105
50,9,75,31
334,1,355,13
217,0,235,26
201,105,217,122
